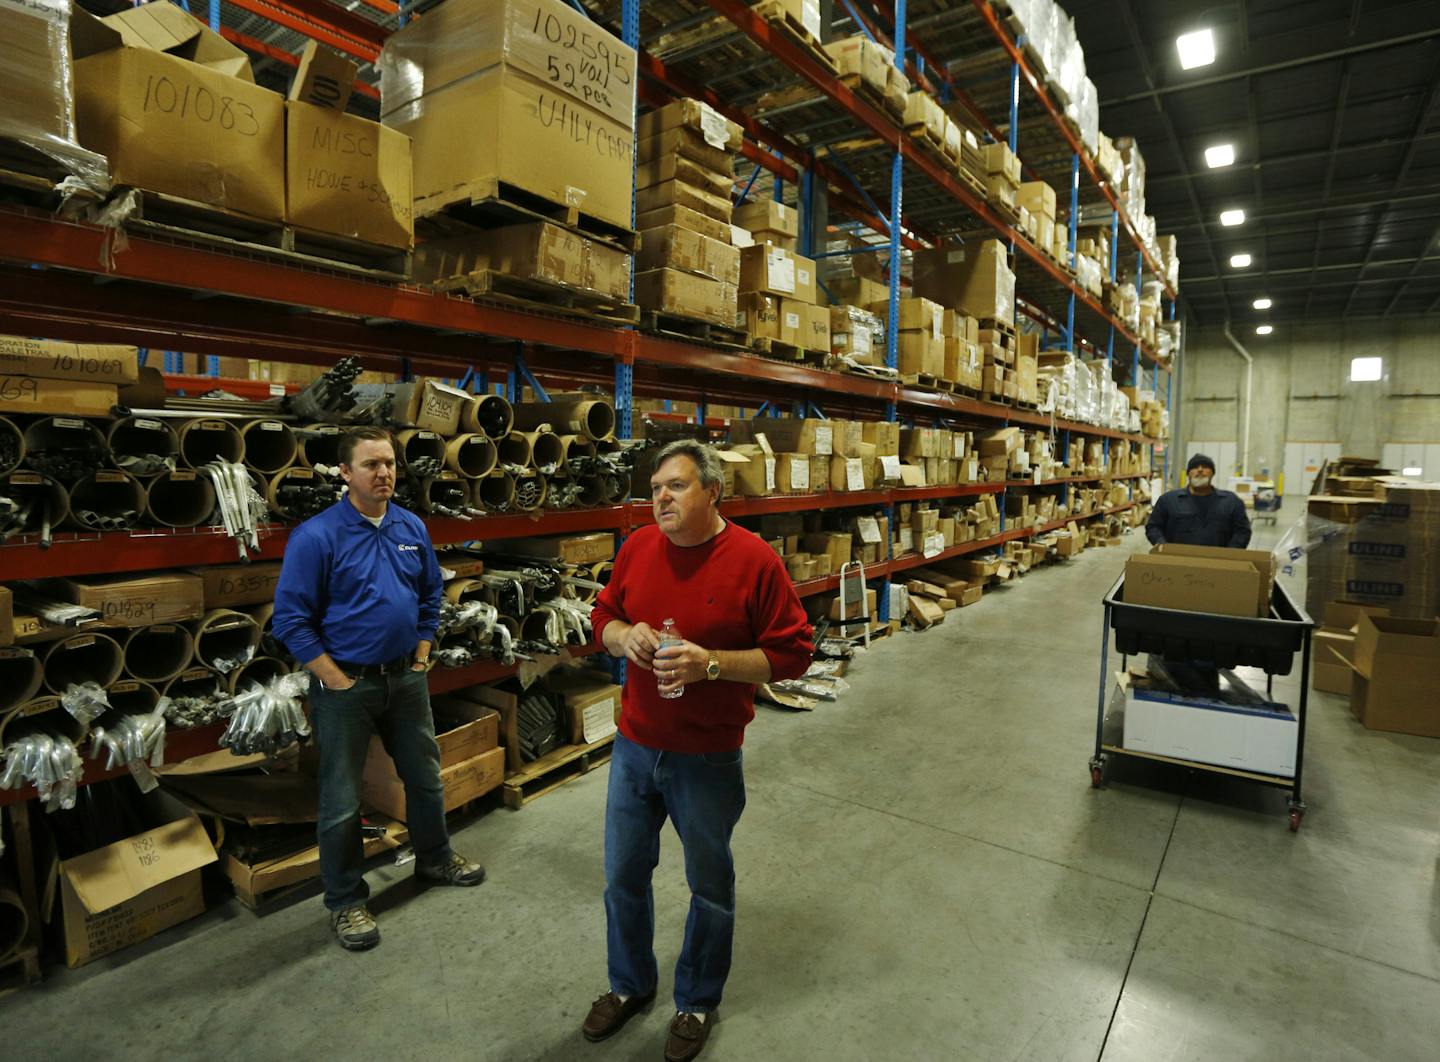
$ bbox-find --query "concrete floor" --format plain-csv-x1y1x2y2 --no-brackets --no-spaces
7,523,1439,1061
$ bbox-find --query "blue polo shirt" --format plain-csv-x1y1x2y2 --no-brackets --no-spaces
272,498,443,666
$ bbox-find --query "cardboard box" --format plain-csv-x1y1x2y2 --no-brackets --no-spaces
0,586,11,646
58,790,217,968
0,376,118,416
826,35,889,97
740,418,834,456
636,203,731,244
729,447,775,496
288,39,356,111
1312,600,1390,695
637,225,739,285
913,240,1016,326
792,254,818,305
5,0,79,150
982,142,1022,184
190,562,283,609
363,744,505,821
75,4,286,221
380,0,636,227
734,199,799,239
637,126,733,178
740,292,794,345
1155,544,1275,615
285,101,413,249
774,452,812,494
828,587,876,621
635,270,739,328
636,153,730,197
638,98,742,151
415,221,631,301
636,179,731,222
1348,614,1440,738
420,702,501,766
0,336,140,384
740,245,798,298
394,378,473,434
803,304,831,352
57,572,204,627
502,532,615,564
1116,681,1296,778
1018,181,1056,219
1125,546,1273,618
830,454,875,492
548,671,621,745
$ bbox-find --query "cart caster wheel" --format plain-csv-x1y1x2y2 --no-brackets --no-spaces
1090,766,1103,788
1288,810,1303,832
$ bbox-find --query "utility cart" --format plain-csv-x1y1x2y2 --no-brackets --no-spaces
1090,574,1315,831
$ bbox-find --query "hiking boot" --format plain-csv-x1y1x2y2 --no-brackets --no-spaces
664,1011,714,1062
415,852,487,887
582,989,656,1042
330,905,379,951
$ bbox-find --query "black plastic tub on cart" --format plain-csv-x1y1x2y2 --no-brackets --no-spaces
1103,574,1313,675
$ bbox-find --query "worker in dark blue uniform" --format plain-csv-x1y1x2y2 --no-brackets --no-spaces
273,426,485,953
1147,453,1252,548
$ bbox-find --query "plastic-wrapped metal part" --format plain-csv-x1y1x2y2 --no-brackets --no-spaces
0,729,85,811
59,680,110,725
88,698,167,770
217,671,311,756
1,0,111,193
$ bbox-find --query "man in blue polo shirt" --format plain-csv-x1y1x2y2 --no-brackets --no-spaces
273,426,485,952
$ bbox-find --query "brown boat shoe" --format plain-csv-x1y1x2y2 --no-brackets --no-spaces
664,1011,715,1062
582,989,656,1042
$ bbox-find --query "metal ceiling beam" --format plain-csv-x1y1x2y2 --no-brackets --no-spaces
1182,255,1436,283
1304,61,1353,314
1341,53,1440,315
226,0,383,63
1161,190,1440,233
219,27,381,100
1100,26,1440,107
1380,218,1440,314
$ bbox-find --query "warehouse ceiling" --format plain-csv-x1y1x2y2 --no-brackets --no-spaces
75,0,1440,329
1069,0,1440,326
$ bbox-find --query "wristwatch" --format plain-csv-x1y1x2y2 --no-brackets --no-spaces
413,656,434,673
706,651,721,681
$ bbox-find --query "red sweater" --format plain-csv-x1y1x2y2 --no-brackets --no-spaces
592,521,814,753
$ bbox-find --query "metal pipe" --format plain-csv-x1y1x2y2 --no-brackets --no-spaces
1222,322,1254,478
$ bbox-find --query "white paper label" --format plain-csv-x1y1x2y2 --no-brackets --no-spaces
785,311,801,330
933,316,942,341
55,417,84,429
845,458,864,491
268,383,286,397
953,437,966,458
764,456,776,492
260,421,283,431
582,697,618,744
947,249,967,264
698,103,729,149
853,328,872,355
769,249,796,294
880,454,901,480
923,532,945,558
900,527,914,552
814,424,833,456
797,267,811,288
134,418,163,431
1033,468,1042,485
789,459,809,492
857,516,882,544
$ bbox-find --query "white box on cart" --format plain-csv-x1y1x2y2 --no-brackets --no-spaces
1114,680,1297,778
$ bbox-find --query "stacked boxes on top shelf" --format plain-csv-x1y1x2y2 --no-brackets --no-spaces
736,201,827,357
634,100,744,329
912,239,1017,399
982,142,1022,222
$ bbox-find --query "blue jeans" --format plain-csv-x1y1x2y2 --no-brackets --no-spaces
604,733,747,1014
309,670,451,911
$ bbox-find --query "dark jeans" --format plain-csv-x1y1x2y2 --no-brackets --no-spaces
309,670,451,912
604,732,747,1014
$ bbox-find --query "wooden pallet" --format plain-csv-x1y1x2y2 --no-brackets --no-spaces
914,373,944,392
415,176,640,254
955,168,988,200
755,0,840,75
953,384,982,400
977,317,1017,336
436,270,641,326
752,336,827,364
113,188,412,281
0,945,42,998
640,309,750,351
838,75,905,124
502,734,615,809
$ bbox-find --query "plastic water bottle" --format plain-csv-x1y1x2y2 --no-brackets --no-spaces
657,618,685,700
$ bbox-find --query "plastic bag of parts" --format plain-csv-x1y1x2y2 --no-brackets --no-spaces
1054,14,1086,108
60,680,111,726
217,671,312,756
89,698,167,770
1075,77,1100,157
1,0,111,195
1,730,85,812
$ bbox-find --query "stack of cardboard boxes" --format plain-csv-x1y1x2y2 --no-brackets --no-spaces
944,311,984,393
867,297,944,381
982,143,1022,219
825,35,908,119
634,100,744,327
1019,181,1058,261
738,232,827,355
380,0,636,235
913,239,1016,328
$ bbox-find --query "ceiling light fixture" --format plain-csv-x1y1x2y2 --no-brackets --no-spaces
1230,253,1252,268
1403,467,1423,476
1252,297,1272,310
1205,143,1235,168
1176,28,1216,70
1255,325,1273,336
1351,357,1382,382
1220,209,1246,226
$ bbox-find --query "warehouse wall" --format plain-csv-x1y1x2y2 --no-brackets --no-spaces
1178,318,1440,481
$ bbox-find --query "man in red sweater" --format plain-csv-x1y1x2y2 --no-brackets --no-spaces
582,439,813,1062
